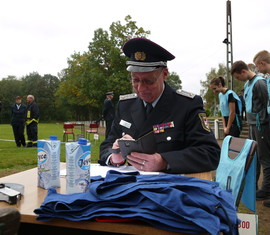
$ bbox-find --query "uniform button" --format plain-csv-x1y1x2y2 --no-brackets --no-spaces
167,136,171,141
122,132,125,136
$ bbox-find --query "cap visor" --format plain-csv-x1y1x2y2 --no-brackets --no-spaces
127,66,160,72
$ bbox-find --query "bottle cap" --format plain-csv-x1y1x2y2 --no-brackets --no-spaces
78,138,87,145
50,136,58,140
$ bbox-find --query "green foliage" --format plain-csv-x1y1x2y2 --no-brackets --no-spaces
166,72,182,90
205,108,211,117
0,76,24,123
57,15,151,121
21,72,60,121
0,73,60,123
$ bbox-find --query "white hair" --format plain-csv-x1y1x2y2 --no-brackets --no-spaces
27,95,35,100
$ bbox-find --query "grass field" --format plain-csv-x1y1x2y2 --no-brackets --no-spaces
0,123,105,177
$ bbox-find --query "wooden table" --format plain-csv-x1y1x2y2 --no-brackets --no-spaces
0,164,211,234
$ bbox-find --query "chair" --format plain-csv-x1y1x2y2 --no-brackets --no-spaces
0,208,21,235
63,123,75,142
85,123,99,141
216,135,257,212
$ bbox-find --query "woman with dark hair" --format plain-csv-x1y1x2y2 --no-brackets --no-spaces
210,77,242,137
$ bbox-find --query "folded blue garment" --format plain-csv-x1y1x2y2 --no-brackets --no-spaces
34,170,239,235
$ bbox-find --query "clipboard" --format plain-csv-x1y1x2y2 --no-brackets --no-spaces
118,131,157,159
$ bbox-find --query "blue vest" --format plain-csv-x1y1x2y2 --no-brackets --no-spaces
219,90,242,128
216,135,256,212
244,76,265,129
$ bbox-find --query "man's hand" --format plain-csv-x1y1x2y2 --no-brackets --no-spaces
111,134,133,164
127,152,167,172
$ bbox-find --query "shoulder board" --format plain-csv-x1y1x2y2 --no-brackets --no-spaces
119,93,138,101
176,89,195,99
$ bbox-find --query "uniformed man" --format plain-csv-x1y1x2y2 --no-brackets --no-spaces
25,95,39,147
11,96,27,147
99,38,220,174
231,60,270,201
103,91,115,138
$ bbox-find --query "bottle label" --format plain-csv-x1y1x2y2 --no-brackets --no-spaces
66,142,91,194
37,140,61,189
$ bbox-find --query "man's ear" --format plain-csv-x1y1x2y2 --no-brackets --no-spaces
241,69,246,74
163,68,169,80
261,61,266,66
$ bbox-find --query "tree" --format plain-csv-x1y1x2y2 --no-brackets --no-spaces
0,76,23,123
56,15,183,121
57,15,151,121
0,73,61,123
55,52,93,121
21,72,60,121
166,72,182,90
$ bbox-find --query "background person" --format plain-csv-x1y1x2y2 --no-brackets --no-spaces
210,76,242,137
253,50,270,208
231,60,270,201
253,50,270,116
26,95,39,147
102,91,115,138
99,38,220,174
11,96,27,147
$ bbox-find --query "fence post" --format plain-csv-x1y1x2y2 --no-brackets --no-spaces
214,119,219,139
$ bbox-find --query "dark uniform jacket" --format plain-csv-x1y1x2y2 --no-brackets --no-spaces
103,98,115,121
11,103,27,125
246,78,268,125
100,83,220,174
26,101,39,125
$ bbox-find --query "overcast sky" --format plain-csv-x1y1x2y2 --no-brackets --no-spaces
0,0,269,94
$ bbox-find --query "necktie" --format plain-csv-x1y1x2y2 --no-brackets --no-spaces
145,103,153,118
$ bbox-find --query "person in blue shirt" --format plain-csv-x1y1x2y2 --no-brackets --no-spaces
210,76,242,137
231,60,270,202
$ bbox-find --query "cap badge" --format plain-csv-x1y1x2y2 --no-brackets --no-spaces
134,52,146,61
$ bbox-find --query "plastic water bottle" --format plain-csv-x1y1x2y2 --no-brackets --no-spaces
65,138,91,194
37,136,61,189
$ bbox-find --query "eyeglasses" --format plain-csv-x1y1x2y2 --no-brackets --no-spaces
131,69,164,86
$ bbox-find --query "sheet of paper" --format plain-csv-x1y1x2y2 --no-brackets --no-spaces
60,164,162,178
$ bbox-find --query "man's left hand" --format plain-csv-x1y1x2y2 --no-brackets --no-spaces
127,152,167,172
